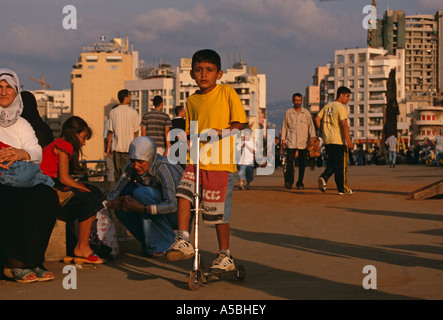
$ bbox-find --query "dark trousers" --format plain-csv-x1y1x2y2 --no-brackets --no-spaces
320,144,350,193
113,151,129,181
284,148,307,187
0,184,60,268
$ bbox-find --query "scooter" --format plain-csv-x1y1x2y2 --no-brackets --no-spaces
187,133,246,291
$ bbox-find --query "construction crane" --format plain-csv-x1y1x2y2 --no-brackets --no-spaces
29,75,51,90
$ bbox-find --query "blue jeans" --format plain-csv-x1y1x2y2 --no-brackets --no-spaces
114,183,178,256
389,151,397,166
238,164,254,183
0,161,54,188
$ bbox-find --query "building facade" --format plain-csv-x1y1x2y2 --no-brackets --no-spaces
368,7,442,96
71,35,139,161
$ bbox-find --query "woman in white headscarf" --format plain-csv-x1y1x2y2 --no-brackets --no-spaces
107,136,184,258
0,68,60,283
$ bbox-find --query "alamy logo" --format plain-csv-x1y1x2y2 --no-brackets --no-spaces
167,122,275,176
63,5,77,30
362,5,377,30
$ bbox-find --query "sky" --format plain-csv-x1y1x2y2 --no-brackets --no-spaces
1,0,441,104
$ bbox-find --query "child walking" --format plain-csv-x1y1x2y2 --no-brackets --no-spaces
166,49,248,272
40,116,106,264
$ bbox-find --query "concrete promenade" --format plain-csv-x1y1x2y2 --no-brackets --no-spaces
0,164,442,300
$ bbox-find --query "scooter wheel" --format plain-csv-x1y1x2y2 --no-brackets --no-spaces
236,265,246,282
188,270,202,291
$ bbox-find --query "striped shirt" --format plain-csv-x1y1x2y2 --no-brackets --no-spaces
141,110,172,149
137,155,183,215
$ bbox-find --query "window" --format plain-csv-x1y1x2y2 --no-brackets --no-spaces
337,68,344,77
348,67,354,77
358,79,364,88
358,118,364,126
359,105,364,114
358,66,364,76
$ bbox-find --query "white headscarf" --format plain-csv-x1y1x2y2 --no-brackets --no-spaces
0,68,23,127
129,136,157,163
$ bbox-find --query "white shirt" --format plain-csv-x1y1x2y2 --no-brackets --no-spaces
385,136,398,152
0,117,42,163
237,137,255,166
108,104,140,153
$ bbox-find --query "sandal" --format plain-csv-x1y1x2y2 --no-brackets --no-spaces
73,253,104,265
33,267,55,282
9,268,38,283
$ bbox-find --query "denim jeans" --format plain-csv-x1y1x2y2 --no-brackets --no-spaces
238,164,254,183
389,151,397,166
0,161,54,188
114,183,178,256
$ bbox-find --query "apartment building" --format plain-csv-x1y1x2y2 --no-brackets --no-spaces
71,35,139,161
368,8,442,95
32,89,71,138
125,62,175,124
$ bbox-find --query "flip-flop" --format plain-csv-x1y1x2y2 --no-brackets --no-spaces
73,253,104,265
33,267,55,282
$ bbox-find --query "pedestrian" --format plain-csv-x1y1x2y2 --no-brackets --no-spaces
434,129,443,167
106,89,140,180
170,105,187,168
141,95,172,156
107,136,183,258
237,128,255,190
165,49,248,272
385,134,398,168
281,93,316,189
314,86,354,195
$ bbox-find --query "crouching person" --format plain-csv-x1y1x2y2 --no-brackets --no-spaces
107,136,183,258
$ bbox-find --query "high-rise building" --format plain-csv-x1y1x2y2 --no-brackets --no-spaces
368,6,442,96
71,35,139,161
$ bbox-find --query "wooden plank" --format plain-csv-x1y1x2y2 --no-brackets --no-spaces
408,179,443,200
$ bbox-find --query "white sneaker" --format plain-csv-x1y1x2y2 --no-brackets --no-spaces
318,177,327,193
338,189,354,195
210,251,235,272
166,238,195,261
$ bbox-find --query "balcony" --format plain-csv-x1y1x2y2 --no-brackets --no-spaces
368,83,387,91
368,70,389,79
369,95,387,104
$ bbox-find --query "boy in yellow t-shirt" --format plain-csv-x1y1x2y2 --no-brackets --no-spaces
166,49,248,272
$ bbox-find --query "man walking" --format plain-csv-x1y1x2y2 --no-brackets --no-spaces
141,95,172,156
385,134,398,168
281,93,316,189
314,86,354,195
107,89,140,180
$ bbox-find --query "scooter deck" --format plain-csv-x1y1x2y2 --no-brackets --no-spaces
204,265,246,282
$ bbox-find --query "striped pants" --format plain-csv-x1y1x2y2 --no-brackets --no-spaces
319,144,351,193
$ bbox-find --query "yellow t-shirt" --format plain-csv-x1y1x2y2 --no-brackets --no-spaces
317,101,348,145
186,84,248,172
